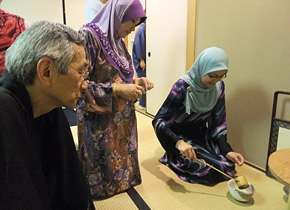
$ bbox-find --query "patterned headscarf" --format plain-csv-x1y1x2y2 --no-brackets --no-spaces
83,0,146,82
181,47,229,114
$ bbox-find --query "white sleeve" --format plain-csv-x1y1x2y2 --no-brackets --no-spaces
85,0,103,22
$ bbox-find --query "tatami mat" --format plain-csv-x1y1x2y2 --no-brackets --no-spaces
135,111,286,210
70,111,288,210
93,193,138,210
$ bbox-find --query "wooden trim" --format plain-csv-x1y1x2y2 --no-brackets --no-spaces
186,0,197,71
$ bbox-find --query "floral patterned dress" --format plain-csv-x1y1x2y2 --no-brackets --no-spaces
77,27,141,199
152,80,235,185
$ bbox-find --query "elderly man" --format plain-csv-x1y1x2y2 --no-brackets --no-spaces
0,21,94,210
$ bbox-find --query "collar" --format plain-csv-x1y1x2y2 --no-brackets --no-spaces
0,70,33,117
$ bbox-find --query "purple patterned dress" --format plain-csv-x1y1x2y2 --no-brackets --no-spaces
77,27,141,199
152,80,235,185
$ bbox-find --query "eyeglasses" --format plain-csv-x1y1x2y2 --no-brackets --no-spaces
69,65,89,79
207,73,227,80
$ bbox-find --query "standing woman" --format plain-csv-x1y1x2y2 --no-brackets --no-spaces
77,0,154,199
152,47,244,185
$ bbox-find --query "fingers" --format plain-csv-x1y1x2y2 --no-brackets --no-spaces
134,92,141,100
80,80,88,90
178,142,196,159
146,81,154,91
181,149,196,159
235,154,244,166
136,85,145,95
232,153,244,166
134,77,154,91
133,86,144,100
144,79,154,91
116,82,153,101
226,152,245,166
187,149,197,160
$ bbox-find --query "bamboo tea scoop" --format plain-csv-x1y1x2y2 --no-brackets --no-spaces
196,158,249,189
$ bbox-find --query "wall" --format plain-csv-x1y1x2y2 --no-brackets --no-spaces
64,0,87,31
195,0,290,168
2,0,87,31
1,0,63,24
146,0,196,116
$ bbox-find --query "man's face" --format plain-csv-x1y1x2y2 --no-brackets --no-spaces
52,44,88,109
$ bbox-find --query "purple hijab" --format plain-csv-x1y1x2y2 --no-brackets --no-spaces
83,0,146,83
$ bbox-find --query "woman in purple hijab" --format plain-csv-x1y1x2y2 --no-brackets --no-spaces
77,0,154,199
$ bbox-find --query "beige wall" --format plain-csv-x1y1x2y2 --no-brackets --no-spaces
1,0,63,24
195,0,290,168
1,0,87,30
64,0,87,31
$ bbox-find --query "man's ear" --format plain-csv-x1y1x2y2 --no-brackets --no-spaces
37,57,53,86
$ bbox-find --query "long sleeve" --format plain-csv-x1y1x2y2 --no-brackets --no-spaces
152,80,187,156
207,81,233,155
0,90,49,210
78,27,113,114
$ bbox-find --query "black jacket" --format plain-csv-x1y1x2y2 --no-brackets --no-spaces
0,70,93,210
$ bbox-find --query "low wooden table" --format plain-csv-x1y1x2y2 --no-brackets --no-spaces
268,148,290,210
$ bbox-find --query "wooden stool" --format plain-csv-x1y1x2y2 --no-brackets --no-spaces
268,148,290,210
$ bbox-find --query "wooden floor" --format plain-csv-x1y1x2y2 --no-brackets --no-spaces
70,111,288,210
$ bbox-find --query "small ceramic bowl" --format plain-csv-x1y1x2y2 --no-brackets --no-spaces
227,179,255,202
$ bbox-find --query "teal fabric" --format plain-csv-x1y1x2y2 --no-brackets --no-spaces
181,47,229,114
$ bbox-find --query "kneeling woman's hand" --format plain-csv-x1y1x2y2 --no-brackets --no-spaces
226,152,244,166
176,140,197,160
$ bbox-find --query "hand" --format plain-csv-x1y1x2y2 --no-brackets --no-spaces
84,91,111,114
176,140,197,160
226,151,244,166
133,77,154,91
140,59,146,70
115,83,145,100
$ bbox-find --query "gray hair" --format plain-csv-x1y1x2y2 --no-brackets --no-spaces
5,20,85,85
